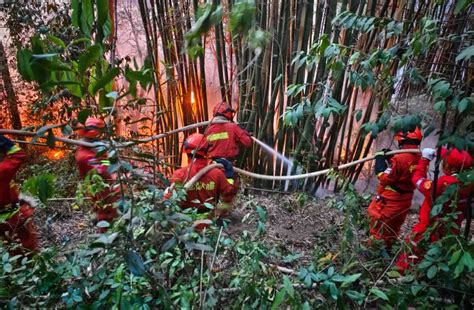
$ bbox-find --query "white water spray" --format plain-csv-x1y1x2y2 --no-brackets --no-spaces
251,136,294,168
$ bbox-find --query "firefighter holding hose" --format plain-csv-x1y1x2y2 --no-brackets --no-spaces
0,135,38,253
206,102,252,191
166,133,237,230
367,127,422,248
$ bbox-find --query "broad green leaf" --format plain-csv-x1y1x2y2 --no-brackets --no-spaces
433,101,446,114
92,67,120,94
341,273,362,287
456,45,474,62
17,49,34,81
427,265,438,279
78,45,102,75
411,284,423,296
370,288,389,301
461,252,473,270
458,98,471,113
126,250,145,277
346,290,365,304
4,263,12,273
448,250,462,266
283,276,294,298
271,289,286,310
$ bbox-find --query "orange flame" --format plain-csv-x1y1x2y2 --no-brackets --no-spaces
43,149,66,160
190,91,195,105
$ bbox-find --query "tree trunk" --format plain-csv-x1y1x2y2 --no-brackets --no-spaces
0,40,22,130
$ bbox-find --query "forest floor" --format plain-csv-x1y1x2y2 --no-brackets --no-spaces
31,186,421,271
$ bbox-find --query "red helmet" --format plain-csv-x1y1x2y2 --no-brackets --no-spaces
441,147,472,171
213,102,235,120
394,127,422,144
77,117,106,139
184,133,208,157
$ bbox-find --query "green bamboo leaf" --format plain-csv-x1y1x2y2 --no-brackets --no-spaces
47,35,66,48
80,0,93,35
97,0,112,38
71,0,80,27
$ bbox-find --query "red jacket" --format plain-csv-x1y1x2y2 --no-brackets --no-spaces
376,145,421,201
205,118,252,159
75,146,117,204
411,158,471,239
169,158,237,211
0,148,27,209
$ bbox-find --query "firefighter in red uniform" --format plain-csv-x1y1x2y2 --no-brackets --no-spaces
367,127,422,247
0,135,38,253
166,133,237,230
75,118,119,227
396,147,472,271
205,102,252,161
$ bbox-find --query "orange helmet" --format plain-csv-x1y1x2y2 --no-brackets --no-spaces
441,147,472,171
77,117,106,139
394,127,422,145
213,102,235,120
184,133,208,157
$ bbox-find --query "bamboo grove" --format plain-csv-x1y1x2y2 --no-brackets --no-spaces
127,0,473,192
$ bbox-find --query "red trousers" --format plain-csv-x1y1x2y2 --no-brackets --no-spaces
0,203,38,253
367,195,412,247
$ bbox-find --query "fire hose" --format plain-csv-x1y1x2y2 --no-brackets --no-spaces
182,149,420,189
0,127,420,184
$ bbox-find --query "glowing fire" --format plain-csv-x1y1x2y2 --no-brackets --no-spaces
190,91,195,105
43,149,66,160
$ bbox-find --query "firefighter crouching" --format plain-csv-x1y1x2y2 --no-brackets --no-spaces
166,133,237,231
367,127,422,248
0,135,38,253
75,118,119,229
396,147,472,271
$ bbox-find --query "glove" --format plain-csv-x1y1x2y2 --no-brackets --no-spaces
0,135,14,153
374,149,391,174
214,158,234,179
421,148,436,161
